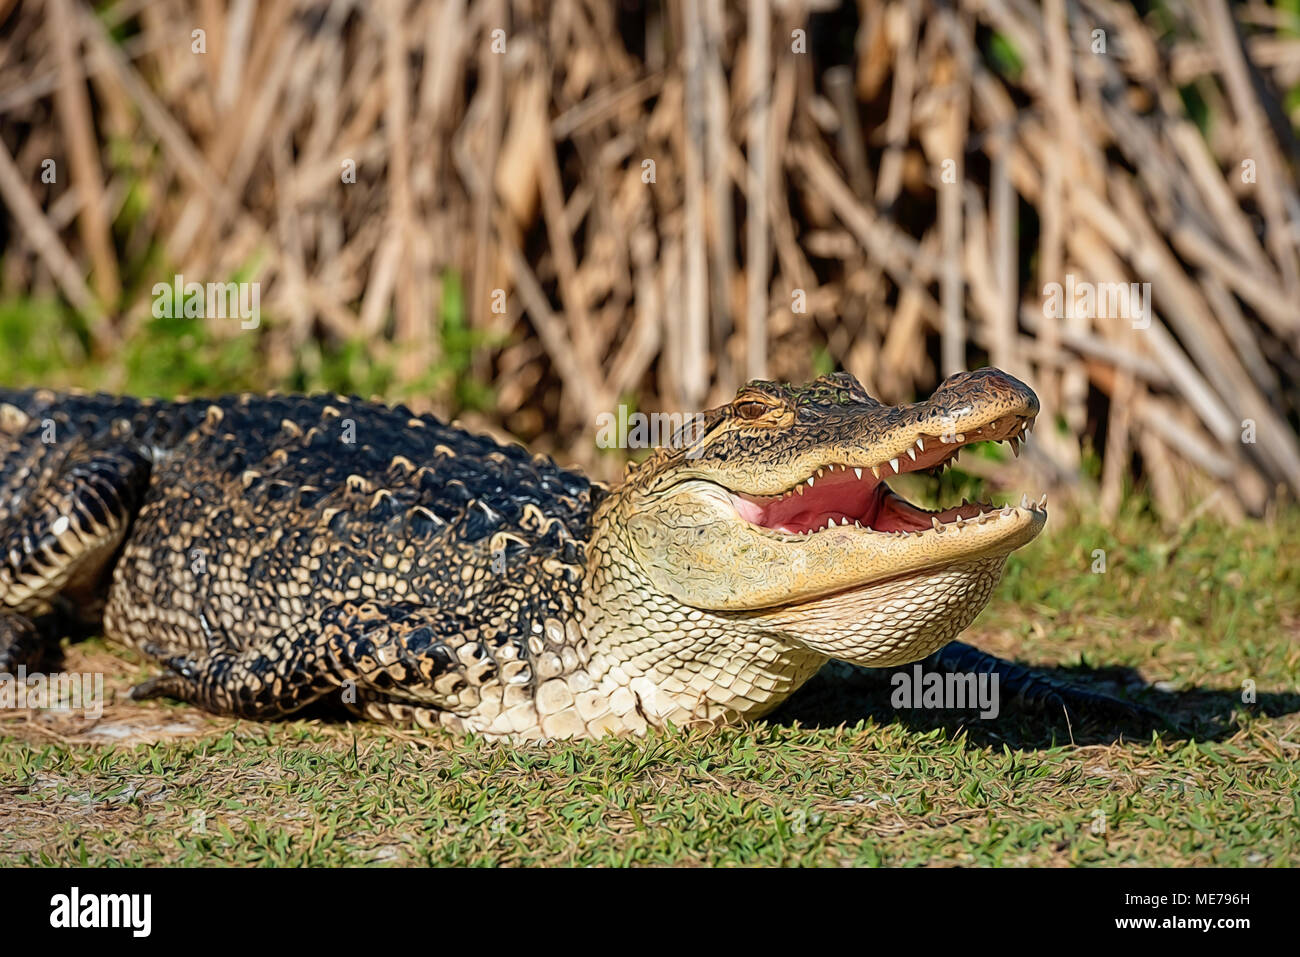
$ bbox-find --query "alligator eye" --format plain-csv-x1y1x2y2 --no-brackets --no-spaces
734,400,770,421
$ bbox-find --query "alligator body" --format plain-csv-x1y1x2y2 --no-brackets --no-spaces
0,370,1116,740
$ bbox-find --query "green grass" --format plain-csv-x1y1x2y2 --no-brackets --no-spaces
1,504,1297,866
0,264,497,413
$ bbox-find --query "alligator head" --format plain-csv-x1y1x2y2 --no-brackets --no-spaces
584,368,1046,726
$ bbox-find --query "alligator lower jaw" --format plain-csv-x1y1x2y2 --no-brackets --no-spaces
727,417,1044,538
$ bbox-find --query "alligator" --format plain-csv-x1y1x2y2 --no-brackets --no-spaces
0,369,1140,740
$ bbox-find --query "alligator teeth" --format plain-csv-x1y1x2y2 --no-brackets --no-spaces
889,458,900,473
796,484,805,495
906,448,917,461
826,518,836,530
854,520,862,528
871,466,881,479
840,517,850,525
931,517,942,530
806,476,815,487
916,437,925,451
1020,493,1031,509
854,467,863,480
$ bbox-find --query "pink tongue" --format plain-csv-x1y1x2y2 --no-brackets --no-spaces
731,497,770,526
734,473,882,534
872,499,933,532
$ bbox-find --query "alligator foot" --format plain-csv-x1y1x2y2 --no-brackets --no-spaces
128,622,340,720
129,600,477,724
0,420,152,644
927,640,1169,727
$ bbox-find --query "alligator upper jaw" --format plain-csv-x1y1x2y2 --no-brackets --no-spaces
727,412,1041,538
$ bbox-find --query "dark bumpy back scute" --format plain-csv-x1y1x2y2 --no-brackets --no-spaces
0,389,597,547
0,390,601,705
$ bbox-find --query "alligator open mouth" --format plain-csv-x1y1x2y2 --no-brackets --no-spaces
729,413,1044,537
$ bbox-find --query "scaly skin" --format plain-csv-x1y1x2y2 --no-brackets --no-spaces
0,370,1065,740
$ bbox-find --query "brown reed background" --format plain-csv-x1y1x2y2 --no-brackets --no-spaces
0,0,1298,522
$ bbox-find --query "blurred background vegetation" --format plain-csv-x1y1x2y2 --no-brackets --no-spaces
0,0,1298,523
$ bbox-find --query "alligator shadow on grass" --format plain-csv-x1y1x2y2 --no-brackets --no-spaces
33,636,1299,748
767,660,1300,749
